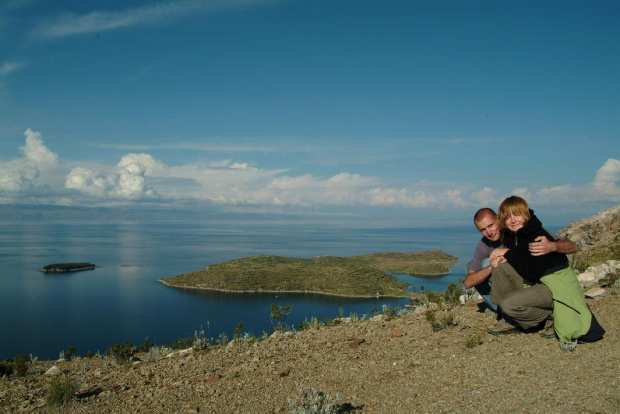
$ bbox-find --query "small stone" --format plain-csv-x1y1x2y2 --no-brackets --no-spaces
347,338,365,349
179,347,194,357
390,328,404,338
585,287,605,298
207,374,221,382
44,366,61,376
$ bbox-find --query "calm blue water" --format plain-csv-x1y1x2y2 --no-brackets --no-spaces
0,218,479,360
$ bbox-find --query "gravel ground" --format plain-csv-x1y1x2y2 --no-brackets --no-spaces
1,290,618,414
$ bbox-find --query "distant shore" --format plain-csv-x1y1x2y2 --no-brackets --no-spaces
158,279,412,298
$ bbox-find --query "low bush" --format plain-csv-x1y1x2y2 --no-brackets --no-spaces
46,375,76,406
444,282,464,307
466,334,484,349
425,310,455,332
288,388,345,414
105,342,134,364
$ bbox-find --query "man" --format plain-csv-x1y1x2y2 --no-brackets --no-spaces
464,208,502,312
465,208,578,335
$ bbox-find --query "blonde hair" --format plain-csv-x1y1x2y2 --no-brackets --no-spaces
498,195,531,232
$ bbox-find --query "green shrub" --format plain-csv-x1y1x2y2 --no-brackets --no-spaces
0,356,28,377
135,337,153,353
425,310,455,332
0,359,14,377
441,312,455,327
288,388,345,414
424,291,444,306
65,347,76,361
46,375,76,406
444,282,464,307
425,310,441,332
382,304,400,318
466,334,483,349
14,354,28,376
233,322,245,345
105,342,134,364
270,303,293,333
167,337,194,350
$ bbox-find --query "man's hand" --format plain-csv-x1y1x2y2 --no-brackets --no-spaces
529,236,579,256
529,236,556,256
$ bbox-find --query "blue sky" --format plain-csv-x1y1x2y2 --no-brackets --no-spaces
0,0,618,225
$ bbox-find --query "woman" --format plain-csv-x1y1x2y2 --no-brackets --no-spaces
493,196,604,350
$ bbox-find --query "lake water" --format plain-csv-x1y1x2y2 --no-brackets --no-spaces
0,217,479,360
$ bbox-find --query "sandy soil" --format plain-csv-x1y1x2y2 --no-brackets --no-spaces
1,290,618,414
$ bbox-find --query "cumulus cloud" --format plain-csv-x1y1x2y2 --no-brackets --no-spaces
3,129,619,214
469,187,499,207
0,129,58,194
65,167,111,197
20,128,58,165
65,153,158,199
446,189,467,207
532,158,620,205
592,158,620,194
0,163,39,193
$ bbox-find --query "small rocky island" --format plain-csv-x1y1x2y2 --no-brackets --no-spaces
40,263,96,273
160,250,458,297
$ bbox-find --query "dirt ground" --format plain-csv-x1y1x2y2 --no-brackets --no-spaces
1,289,618,414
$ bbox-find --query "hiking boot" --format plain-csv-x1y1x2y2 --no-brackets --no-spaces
487,318,519,335
540,318,555,339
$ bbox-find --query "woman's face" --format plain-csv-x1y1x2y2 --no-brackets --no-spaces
504,211,526,232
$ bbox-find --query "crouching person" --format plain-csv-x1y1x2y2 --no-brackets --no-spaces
488,196,605,350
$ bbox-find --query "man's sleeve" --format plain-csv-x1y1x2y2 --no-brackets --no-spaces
544,229,561,241
466,239,488,272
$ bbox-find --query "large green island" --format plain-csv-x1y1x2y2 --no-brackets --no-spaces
160,250,458,298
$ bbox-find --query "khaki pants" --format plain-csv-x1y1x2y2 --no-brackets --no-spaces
490,263,553,329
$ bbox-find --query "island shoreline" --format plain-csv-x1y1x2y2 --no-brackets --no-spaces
158,279,413,299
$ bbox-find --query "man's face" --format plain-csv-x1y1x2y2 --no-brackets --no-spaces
475,215,501,242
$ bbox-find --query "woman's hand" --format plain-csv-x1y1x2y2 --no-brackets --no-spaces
489,248,508,268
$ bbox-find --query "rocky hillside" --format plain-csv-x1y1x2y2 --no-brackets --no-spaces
558,205,620,271
1,292,618,413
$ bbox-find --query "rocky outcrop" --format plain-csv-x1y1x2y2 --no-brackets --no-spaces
557,205,620,273
559,205,620,247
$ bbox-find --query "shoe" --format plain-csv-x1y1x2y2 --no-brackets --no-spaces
540,318,555,339
487,318,519,335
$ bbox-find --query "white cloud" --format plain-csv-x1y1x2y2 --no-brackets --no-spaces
65,167,111,197
0,61,26,77
20,128,58,165
30,0,284,40
366,188,437,208
2,129,619,215
65,154,158,199
0,129,59,193
446,189,467,207
532,158,620,205
469,187,499,207
511,188,532,200
0,162,39,193
592,158,620,194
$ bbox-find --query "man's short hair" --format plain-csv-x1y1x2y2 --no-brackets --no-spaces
473,208,497,223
